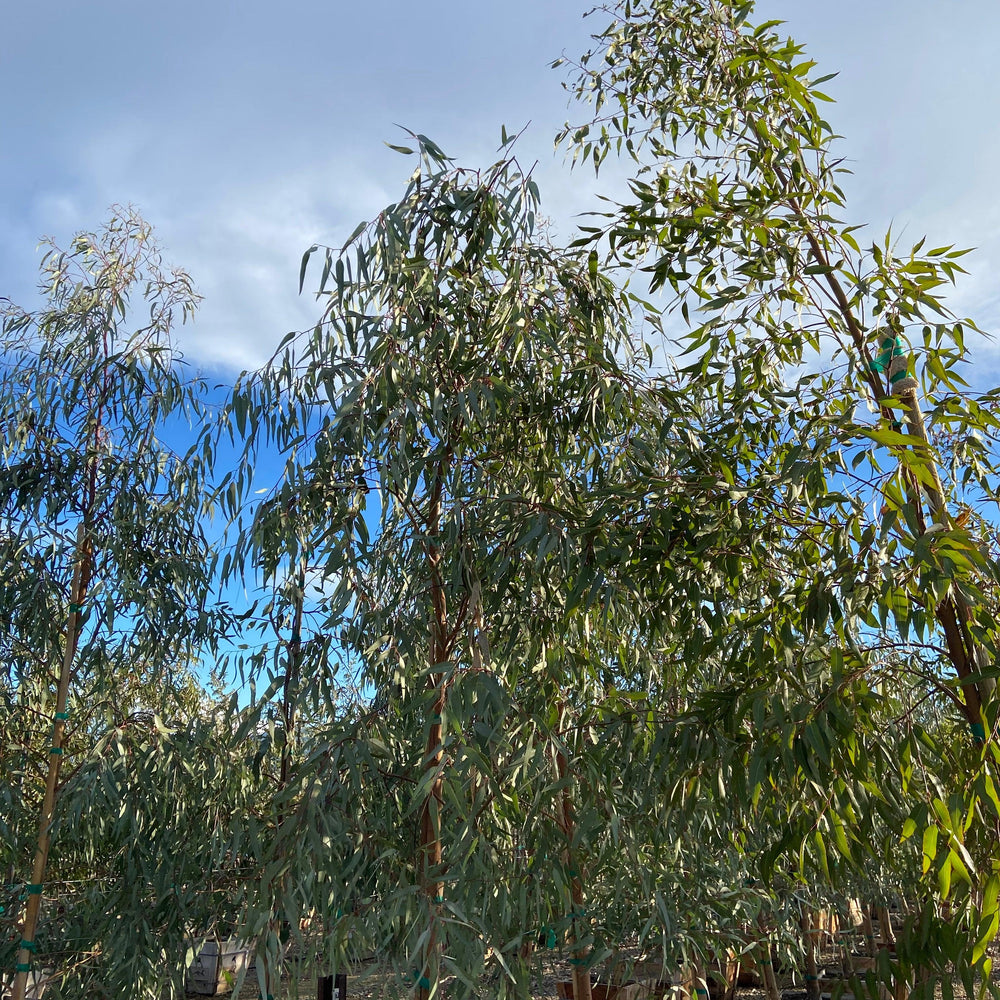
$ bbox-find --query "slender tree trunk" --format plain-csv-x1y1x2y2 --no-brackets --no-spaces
692,966,709,1000
756,916,780,1000
555,710,592,1000
877,906,895,950
417,668,446,1000
895,384,995,723
259,560,307,1000
12,524,89,1000
861,908,877,960
278,562,305,795
800,908,820,1000
418,472,448,1000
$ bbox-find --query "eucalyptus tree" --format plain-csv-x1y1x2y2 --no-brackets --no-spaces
0,210,230,998
224,137,682,997
558,0,1000,991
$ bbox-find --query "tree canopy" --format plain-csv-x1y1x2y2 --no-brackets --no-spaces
5,4,1000,1000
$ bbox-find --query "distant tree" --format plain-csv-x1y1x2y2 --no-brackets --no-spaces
0,209,231,998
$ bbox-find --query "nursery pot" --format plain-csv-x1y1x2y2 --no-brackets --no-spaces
185,936,253,995
1,967,53,1000
318,971,348,1000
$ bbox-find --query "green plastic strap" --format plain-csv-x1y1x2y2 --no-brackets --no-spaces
26,884,43,894
16,963,32,972
54,712,69,720
568,869,579,877
806,975,819,981
868,335,904,375
69,603,84,613
50,747,63,755
971,722,987,742
418,976,431,990
569,958,587,966
20,939,37,952
433,896,443,904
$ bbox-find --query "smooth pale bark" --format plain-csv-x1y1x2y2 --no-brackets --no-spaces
877,906,895,950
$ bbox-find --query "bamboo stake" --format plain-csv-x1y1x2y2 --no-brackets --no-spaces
12,524,88,1000
725,958,740,1000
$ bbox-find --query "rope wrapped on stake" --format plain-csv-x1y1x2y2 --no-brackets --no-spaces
887,352,918,394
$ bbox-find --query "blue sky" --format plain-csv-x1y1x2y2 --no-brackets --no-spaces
3,1,1000,376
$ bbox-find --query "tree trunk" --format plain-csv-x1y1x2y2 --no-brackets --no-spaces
278,562,305,795
417,473,448,1000
861,908,878,960
555,714,592,1000
753,913,780,1000
800,908,820,1000
793,191,993,736
259,560,307,1000
895,383,995,728
877,906,895,950
12,524,89,1000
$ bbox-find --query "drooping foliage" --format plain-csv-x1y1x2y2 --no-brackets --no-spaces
5,4,1000,999
0,210,250,999
556,0,1000,992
